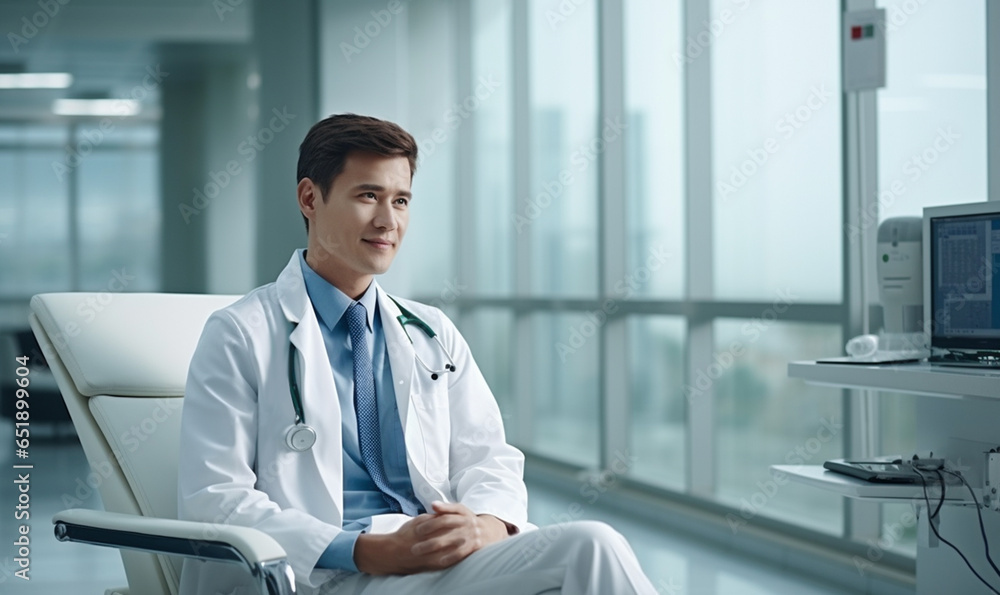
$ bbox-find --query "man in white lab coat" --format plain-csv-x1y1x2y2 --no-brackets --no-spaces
177,114,655,594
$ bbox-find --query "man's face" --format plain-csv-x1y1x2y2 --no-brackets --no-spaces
299,151,411,293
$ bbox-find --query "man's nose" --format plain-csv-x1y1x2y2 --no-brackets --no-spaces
373,201,397,230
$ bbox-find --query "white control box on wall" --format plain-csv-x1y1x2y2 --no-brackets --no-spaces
842,8,887,92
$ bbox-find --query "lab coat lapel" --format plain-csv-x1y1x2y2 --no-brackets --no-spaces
276,253,345,518
377,287,415,430
376,290,451,505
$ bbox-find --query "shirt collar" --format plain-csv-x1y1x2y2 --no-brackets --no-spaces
298,249,378,333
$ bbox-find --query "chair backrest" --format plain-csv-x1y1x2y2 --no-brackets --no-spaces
29,292,241,595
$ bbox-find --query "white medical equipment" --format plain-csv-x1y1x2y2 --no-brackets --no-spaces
875,216,928,356
877,216,924,334
832,217,927,362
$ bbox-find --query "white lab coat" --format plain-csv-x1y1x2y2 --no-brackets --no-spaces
177,251,528,595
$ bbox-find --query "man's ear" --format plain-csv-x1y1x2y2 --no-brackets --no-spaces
297,178,320,220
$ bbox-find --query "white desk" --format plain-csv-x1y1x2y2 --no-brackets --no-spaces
771,464,972,503
788,361,1000,400
782,361,1000,595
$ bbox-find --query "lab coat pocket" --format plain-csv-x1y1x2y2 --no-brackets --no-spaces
408,390,451,482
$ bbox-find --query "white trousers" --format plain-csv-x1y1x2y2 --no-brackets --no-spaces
320,520,657,595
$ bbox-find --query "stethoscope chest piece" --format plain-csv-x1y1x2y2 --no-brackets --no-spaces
286,424,317,452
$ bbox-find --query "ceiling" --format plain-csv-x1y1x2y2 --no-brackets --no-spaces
0,0,252,121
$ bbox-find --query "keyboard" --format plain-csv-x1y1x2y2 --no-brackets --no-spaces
927,353,1000,368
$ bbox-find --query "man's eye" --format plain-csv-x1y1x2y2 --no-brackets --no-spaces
363,192,377,200
395,197,409,206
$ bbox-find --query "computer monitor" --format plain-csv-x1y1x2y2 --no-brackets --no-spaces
923,200,1000,353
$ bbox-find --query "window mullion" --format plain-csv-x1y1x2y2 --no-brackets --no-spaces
842,0,881,543
512,0,534,447
684,0,716,498
69,122,80,291
454,0,475,299
598,0,629,472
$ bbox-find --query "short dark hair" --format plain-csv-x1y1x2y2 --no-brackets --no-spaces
297,113,418,232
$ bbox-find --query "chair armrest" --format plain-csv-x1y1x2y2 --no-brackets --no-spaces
53,508,295,595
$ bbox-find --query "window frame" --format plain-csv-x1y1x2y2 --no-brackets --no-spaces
0,120,160,301
405,0,940,566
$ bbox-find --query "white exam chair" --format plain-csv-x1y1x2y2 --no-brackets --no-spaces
29,292,295,595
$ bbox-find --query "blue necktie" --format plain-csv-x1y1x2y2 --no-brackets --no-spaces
346,302,416,515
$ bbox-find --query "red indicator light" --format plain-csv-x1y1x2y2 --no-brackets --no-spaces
851,25,862,39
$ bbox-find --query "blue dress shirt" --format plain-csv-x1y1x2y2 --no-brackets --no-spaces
297,250,425,572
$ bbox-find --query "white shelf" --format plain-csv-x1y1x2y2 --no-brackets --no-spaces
788,360,1000,400
771,465,973,503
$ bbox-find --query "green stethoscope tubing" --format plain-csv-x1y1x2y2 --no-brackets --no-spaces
284,296,457,451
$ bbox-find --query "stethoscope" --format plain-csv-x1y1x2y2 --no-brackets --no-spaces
285,297,458,452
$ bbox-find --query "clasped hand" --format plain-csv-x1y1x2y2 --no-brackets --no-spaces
354,501,510,575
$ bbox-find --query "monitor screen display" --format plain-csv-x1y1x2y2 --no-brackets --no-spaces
929,209,1000,349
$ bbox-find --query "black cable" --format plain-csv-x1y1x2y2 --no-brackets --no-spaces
913,468,1000,595
927,467,946,521
941,468,1000,582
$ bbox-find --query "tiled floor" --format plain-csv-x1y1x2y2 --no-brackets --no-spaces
526,482,857,595
1,433,861,595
